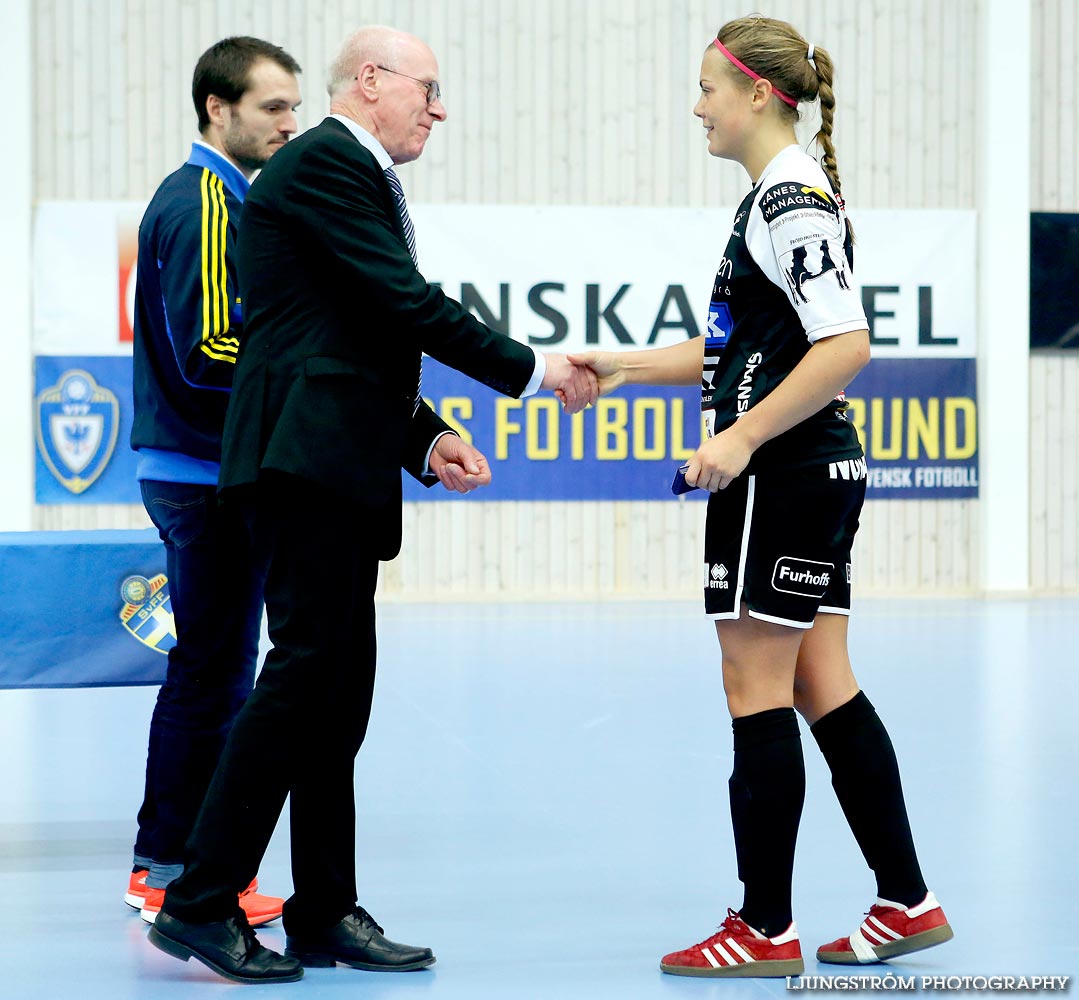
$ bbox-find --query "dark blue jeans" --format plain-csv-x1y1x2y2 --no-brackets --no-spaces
133,480,264,879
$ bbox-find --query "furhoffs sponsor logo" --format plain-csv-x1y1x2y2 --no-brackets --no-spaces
772,557,834,598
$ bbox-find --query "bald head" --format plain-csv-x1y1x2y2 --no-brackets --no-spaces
328,26,413,98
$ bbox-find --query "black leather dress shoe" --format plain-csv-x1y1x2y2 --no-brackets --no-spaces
285,907,435,971
149,911,304,984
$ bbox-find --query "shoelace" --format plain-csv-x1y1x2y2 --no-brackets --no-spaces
720,907,749,934
354,906,384,935
865,904,901,922
238,919,261,959
696,907,748,946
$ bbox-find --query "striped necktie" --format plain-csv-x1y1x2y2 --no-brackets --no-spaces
385,165,424,409
384,166,418,266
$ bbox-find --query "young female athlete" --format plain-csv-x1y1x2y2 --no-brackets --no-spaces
572,14,952,979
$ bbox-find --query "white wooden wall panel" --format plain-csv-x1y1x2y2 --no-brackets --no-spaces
0,0,34,530
1029,1,1079,591
29,0,997,595
1033,0,1079,210
1030,354,1079,591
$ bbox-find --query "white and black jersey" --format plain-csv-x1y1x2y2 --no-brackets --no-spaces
703,145,867,472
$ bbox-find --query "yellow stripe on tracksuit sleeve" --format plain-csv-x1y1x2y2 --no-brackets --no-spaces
199,170,239,363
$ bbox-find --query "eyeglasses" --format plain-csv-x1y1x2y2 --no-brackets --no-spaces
376,65,441,105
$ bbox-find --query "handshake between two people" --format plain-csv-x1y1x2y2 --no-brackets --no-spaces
429,351,605,494
430,349,746,496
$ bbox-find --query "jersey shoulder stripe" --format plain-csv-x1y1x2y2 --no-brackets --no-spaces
198,169,237,363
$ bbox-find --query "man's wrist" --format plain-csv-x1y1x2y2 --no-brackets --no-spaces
424,430,458,473
522,349,546,397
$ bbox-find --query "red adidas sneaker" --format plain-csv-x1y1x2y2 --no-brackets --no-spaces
124,869,149,909
817,891,953,964
660,909,805,978
140,877,283,927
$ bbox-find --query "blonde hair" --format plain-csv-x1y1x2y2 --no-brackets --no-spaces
715,15,846,205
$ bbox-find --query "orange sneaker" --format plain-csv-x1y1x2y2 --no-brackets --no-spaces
124,869,149,909
140,887,165,922
237,880,285,927
816,891,953,964
140,878,283,927
660,909,805,978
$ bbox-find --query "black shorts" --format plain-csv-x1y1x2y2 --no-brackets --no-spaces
703,461,866,628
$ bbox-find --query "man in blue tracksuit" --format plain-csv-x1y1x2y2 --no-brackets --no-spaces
127,36,301,926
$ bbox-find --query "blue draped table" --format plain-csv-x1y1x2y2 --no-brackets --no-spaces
0,529,169,688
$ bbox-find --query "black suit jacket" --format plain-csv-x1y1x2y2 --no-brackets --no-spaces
221,117,536,558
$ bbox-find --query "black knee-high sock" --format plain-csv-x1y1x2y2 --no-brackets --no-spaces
729,707,805,939
810,691,927,907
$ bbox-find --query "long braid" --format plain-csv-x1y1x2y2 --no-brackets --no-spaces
808,46,853,241
813,48,841,198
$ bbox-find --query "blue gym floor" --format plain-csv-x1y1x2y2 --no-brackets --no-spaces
1,598,1076,998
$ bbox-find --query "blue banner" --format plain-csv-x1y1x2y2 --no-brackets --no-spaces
845,357,979,498
34,356,140,504
31,353,977,504
0,530,169,688
411,356,979,501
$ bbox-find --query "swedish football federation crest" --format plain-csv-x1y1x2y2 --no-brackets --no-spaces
35,369,120,494
119,574,176,655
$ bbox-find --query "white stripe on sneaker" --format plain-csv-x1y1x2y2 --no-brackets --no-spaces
701,946,721,968
726,938,755,963
866,915,904,941
861,922,891,945
713,941,740,966
848,928,878,963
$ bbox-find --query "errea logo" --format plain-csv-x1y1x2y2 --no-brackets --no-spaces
705,562,730,590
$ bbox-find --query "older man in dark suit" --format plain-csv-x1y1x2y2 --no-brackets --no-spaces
148,25,595,985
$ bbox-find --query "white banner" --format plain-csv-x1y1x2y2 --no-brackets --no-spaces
33,202,975,360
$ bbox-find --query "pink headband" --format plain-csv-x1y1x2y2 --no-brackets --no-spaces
713,38,798,109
